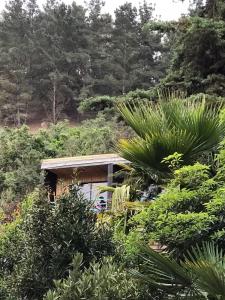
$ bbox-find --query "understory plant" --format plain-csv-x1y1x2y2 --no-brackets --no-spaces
0,186,114,300
44,253,142,300
133,242,225,299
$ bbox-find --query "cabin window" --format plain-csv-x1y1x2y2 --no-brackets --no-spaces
81,182,108,210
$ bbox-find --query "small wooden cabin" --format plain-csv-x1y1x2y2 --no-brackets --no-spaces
41,154,129,205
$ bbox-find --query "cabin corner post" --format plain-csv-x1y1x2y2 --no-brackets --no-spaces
45,170,57,202
107,163,113,202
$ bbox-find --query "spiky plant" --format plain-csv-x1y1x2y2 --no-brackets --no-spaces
117,98,225,175
132,242,225,299
99,185,148,213
99,185,130,213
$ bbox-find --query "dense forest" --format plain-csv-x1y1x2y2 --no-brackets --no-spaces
0,0,168,125
1,0,225,126
1,0,225,299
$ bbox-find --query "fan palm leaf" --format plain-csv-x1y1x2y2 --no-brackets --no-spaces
132,242,225,299
117,98,225,174
184,243,225,298
131,245,194,295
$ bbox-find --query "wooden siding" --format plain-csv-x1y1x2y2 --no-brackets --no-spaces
55,166,107,197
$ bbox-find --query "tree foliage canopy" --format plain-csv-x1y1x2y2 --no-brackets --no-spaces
0,0,166,124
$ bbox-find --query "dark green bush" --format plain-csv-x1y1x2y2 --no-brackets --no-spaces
78,95,115,114
0,187,115,300
78,89,156,120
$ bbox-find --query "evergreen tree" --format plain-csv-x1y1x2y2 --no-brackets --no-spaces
111,2,164,94
32,1,89,121
111,3,139,94
0,75,31,125
189,0,225,19
80,0,115,98
0,0,168,123
0,0,36,124
134,1,165,89
158,0,225,96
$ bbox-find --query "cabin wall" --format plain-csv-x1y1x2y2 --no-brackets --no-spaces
56,167,107,197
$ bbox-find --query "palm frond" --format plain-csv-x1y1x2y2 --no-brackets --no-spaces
133,242,225,299
184,243,225,298
131,244,193,294
117,98,225,174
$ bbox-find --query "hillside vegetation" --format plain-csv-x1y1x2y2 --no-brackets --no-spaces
1,1,225,299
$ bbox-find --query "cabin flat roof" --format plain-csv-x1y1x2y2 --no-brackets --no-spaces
41,153,129,170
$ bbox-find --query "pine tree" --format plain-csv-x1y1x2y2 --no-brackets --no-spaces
31,1,90,121
80,0,115,98
134,1,165,89
0,0,36,124
111,2,164,94
0,0,168,123
0,75,31,126
111,3,139,94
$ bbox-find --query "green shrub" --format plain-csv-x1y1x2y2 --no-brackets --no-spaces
44,253,141,300
118,88,156,103
37,117,120,157
60,117,118,156
78,90,156,116
172,163,210,189
125,158,225,258
78,95,115,114
0,126,45,209
0,187,114,300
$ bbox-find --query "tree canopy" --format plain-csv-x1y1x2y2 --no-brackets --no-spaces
0,0,166,124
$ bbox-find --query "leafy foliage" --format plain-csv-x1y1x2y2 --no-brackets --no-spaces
45,253,141,300
38,117,119,157
78,89,159,118
0,187,114,300
126,152,225,258
78,95,114,113
0,126,45,211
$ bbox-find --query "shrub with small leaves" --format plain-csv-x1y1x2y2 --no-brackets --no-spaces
127,158,225,258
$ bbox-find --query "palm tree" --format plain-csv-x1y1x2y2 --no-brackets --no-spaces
132,242,225,299
117,98,225,175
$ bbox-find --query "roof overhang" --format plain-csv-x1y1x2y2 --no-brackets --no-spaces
41,153,130,171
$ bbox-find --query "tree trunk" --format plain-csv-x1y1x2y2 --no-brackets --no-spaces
52,80,56,124
122,36,127,95
16,105,21,127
